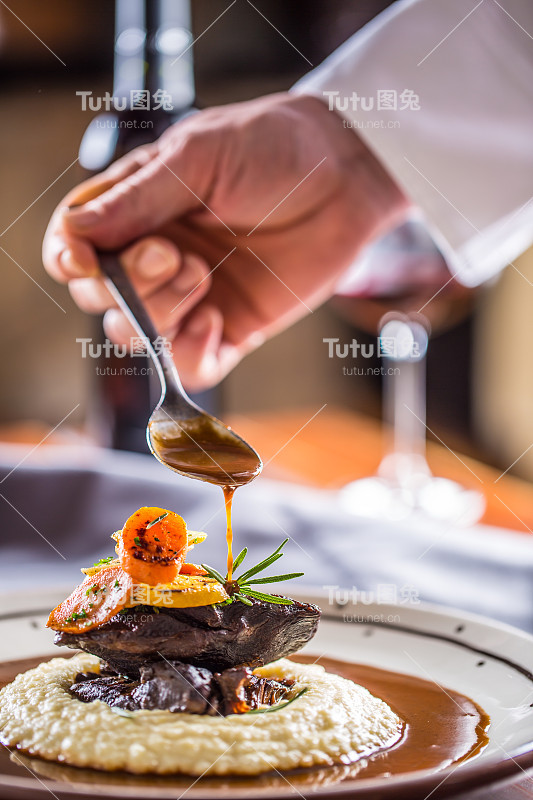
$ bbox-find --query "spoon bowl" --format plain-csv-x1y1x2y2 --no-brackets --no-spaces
147,407,263,487
98,251,262,487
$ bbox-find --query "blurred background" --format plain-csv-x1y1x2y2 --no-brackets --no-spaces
1,0,533,511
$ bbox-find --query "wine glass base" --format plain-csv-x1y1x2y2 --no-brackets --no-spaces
340,476,486,527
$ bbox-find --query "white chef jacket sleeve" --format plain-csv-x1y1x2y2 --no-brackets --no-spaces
292,0,533,287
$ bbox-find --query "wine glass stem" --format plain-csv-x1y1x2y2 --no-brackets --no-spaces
388,358,426,459
380,317,430,485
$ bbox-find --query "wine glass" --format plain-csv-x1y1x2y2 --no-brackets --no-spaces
337,221,486,526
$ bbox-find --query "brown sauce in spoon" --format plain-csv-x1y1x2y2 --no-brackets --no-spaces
148,417,262,487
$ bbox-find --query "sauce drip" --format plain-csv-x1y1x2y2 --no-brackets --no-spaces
223,485,236,581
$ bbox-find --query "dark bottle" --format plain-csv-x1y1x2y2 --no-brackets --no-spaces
79,0,197,452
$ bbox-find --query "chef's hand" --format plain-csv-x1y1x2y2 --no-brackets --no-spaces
43,93,407,390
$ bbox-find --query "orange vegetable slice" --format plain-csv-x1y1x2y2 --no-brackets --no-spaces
179,562,207,576
47,566,133,633
118,507,188,586
128,574,228,608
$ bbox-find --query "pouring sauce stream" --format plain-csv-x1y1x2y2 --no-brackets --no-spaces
224,486,236,581
148,416,261,577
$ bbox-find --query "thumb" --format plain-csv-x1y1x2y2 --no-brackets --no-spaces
62,130,213,250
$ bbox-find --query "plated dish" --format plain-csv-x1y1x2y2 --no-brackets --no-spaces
0,590,532,799
1,506,404,777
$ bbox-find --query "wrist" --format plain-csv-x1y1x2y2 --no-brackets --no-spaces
288,93,410,247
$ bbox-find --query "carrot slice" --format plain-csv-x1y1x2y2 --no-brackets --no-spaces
47,566,133,633
118,507,188,586
179,562,208,576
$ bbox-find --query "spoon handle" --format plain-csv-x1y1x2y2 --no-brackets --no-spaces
97,251,198,417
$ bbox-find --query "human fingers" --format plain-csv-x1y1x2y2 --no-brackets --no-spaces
43,144,157,284
68,236,183,314
102,253,211,338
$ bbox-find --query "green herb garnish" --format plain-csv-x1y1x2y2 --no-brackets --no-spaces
65,609,88,623
201,539,303,607
114,579,120,588
146,512,168,529
93,556,113,566
134,536,141,546
245,687,309,714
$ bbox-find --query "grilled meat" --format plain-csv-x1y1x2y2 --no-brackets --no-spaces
56,597,320,678
70,660,294,716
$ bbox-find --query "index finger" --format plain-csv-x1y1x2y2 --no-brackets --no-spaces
43,144,156,284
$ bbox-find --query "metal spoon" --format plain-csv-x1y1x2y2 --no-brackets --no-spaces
98,251,263,487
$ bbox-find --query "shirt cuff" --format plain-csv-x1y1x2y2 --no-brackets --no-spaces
292,0,533,286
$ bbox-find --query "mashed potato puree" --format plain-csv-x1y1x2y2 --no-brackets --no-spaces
0,654,403,776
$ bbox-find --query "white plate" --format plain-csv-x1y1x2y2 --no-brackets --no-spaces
0,588,532,799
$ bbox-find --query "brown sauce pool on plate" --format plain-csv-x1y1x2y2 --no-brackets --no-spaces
295,655,490,776
0,654,489,793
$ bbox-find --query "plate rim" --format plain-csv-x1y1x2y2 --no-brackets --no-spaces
0,589,532,799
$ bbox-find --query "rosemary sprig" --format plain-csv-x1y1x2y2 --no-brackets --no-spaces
203,564,226,584
239,589,294,605
232,592,253,606
146,512,168,529
245,687,309,714
232,546,247,572
201,538,303,607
